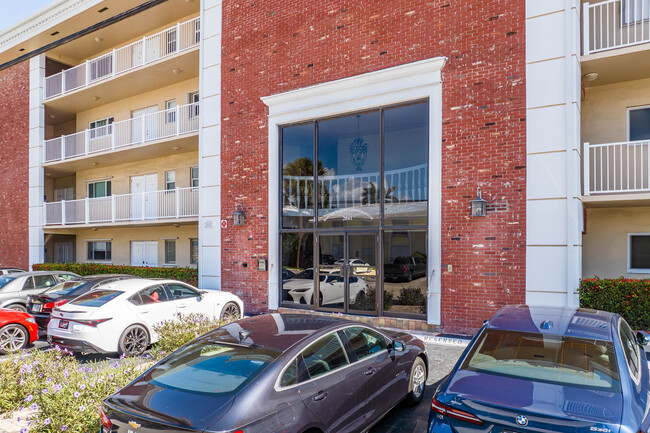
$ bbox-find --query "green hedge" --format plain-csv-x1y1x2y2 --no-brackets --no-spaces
32,263,198,286
579,277,650,330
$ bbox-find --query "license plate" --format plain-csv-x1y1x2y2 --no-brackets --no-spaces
59,320,69,329
32,304,41,312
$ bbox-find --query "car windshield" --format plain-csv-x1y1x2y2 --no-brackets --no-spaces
461,329,621,392
43,281,86,295
0,276,15,289
149,341,280,395
70,290,122,307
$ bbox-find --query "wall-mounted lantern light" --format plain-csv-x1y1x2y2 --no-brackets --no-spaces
470,187,487,217
233,203,246,226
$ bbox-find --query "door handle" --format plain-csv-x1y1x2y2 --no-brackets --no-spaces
141,310,149,313
178,305,187,309
364,368,375,376
313,391,327,401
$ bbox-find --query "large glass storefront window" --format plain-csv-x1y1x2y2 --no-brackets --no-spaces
280,101,429,319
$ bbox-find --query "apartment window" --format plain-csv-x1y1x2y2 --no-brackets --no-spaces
629,234,650,272
88,180,111,198
87,241,111,261
167,29,177,54
165,171,176,190
190,166,199,188
190,239,198,264
166,100,177,123
89,117,114,139
628,106,650,141
194,20,201,43
165,240,176,264
188,91,199,117
623,0,650,24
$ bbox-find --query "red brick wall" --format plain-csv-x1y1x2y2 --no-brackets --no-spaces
0,62,29,270
221,0,526,333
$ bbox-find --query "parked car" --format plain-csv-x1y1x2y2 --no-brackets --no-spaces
0,308,39,354
48,279,244,356
0,271,79,312
27,274,136,329
0,268,26,276
429,305,650,433
284,268,368,306
282,268,296,281
384,255,426,281
100,313,428,433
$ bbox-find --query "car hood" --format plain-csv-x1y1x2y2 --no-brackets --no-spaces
441,369,622,432
105,378,235,431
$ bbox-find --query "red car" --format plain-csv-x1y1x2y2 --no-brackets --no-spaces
0,308,38,354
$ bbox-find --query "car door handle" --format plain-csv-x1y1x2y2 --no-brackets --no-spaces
178,305,187,309
141,310,149,313
365,368,375,376
313,391,327,401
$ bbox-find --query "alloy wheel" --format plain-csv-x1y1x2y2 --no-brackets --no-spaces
411,363,426,399
0,325,27,353
221,302,240,322
123,327,148,355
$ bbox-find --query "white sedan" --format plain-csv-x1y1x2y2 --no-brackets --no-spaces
47,279,244,356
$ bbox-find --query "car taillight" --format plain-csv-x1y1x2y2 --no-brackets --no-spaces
99,405,112,430
402,265,407,272
74,318,112,327
431,397,483,425
43,299,68,310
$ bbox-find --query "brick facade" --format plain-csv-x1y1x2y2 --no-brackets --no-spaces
0,62,29,270
221,0,527,333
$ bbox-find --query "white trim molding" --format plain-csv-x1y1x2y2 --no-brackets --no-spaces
262,57,446,325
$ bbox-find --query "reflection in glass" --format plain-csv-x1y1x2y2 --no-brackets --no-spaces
317,235,345,309
281,233,314,305
383,231,427,316
384,102,428,226
282,123,316,229
348,234,376,313
318,111,381,228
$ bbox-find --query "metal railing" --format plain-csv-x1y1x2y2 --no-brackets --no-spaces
282,164,428,209
44,102,199,163
584,140,650,194
44,17,200,99
584,0,650,54
44,187,199,226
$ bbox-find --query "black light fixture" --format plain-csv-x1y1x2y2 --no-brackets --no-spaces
470,187,487,217
233,203,246,226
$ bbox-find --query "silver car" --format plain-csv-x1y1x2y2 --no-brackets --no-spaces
0,268,26,276
0,271,79,311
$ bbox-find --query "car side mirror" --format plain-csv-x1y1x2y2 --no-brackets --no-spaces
392,340,405,352
200,290,208,298
637,331,649,346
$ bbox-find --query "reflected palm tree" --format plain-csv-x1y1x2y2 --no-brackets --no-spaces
361,182,398,205
283,157,330,209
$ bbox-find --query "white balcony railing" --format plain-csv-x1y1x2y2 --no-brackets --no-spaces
584,140,650,194
44,102,199,163
584,0,650,54
44,187,198,226
44,17,200,99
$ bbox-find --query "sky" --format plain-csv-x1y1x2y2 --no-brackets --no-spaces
0,0,56,33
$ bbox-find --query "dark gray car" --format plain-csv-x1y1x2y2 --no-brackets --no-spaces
0,271,79,311
101,313,428,433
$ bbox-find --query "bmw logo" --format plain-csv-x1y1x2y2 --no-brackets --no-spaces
516,415,528,426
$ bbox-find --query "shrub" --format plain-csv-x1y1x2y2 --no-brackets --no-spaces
32,263,198,286
579,277,650,330
398,286,427,306
150,313,226,357
349,288,393,311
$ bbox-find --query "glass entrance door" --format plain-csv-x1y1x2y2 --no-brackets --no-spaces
317,233,377,314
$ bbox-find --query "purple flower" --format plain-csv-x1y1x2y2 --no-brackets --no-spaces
20,428,27,433
73,392,80,398
44,418,51,425
79,384,85,390
79,405,86,411
42,388,48,394
61,426,67,431
16,417,20,422
24,395,33,402
31,403,38,410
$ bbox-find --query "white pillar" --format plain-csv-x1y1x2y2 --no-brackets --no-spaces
198,0,222,290
28,55,46,268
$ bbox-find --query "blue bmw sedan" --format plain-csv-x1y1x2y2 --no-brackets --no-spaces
428,305,650,433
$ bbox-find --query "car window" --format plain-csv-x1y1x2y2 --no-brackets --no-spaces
34,275,57,289
301,333,349,379
70,290,123,307
22,277,34,290
280,358,298,387
0,276,15,289
57,273,77,282
167,283,199,300
136,285,169,304
43,281,85,295
461,329,621,392
619,319,642,383
7,269,24,274
342,327,388,361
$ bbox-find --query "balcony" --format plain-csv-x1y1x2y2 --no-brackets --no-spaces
44,187,198,228
45,17,200,100
44,102,199,165
583,0,650,54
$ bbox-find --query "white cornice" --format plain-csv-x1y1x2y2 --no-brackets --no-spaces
0,0,104,54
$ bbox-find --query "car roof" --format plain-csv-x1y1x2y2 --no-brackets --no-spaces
487,305,616,341
211,313,355,352
15,271,77,276
73,274,133,281
99,278,192,294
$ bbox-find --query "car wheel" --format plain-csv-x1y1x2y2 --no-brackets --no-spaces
6,304,27,313
0,324,29,354
406,357,427,404
220,302,241,322
407,271,414,282
118,325,149,357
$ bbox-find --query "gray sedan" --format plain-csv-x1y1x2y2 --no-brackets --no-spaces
0,271,79,311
